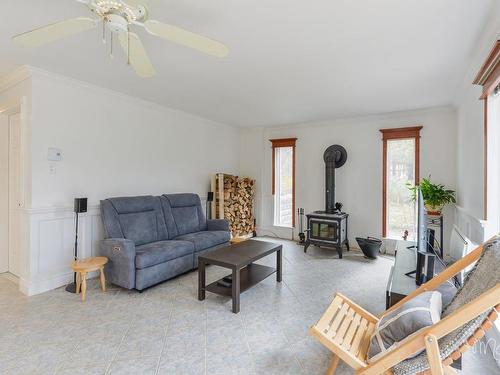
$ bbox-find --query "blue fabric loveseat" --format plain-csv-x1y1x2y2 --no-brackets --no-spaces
100,193,230,290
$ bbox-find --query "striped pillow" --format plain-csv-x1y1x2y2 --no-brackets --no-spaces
368,291,442,363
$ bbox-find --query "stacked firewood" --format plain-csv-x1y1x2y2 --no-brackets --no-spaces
213,174,255,237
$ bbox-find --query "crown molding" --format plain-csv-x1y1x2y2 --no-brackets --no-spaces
25,66,238,130
0,65,34,93
263,105,454,131
0,65,238,131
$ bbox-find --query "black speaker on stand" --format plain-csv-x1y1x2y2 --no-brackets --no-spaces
65,197,87,293
206,192,214,220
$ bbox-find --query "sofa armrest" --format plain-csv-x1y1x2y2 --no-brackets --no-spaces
207,219,230,232
100,238,136,289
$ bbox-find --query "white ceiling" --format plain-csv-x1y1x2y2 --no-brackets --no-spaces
0,0,495,127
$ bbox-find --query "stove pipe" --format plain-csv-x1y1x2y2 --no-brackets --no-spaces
325,158,337,213
323,145,347,214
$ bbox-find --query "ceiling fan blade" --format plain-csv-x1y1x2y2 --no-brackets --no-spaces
121,0,148,6
144,20,228,58
12,17,97,47
119,32,156,78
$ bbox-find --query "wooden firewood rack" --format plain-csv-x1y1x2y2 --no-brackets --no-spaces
210,173,255,238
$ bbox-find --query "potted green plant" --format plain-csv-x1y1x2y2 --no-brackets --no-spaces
407,176,456,215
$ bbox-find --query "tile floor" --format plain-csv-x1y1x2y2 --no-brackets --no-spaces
0,237,498,374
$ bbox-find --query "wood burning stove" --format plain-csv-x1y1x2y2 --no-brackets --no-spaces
304,212,349,257
304,145,350,258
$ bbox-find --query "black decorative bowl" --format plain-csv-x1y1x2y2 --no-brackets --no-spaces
355,237,382,259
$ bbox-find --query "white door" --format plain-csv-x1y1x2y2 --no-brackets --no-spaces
8,113,21,277
0,115,8,273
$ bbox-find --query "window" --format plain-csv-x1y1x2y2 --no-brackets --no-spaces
380,127,422,239
473,40,500,220
473,39,500,333
270,138,297,227
485,84,500,232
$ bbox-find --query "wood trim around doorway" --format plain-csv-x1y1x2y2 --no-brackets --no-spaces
380,126,422,238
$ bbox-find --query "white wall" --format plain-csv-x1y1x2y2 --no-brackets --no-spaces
455,85,485,221
3,67,240,295
453,2,499,243
30,70,239,208
240,107,457,253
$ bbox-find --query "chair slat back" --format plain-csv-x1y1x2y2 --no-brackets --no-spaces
393,238,500,375
443,238,500,315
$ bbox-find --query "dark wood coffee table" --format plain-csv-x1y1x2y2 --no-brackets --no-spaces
198,239,282,313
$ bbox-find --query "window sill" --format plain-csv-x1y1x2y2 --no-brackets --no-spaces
384,235,415,241
273,224,293,229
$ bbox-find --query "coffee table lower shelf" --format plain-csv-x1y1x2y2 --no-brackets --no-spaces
205,264,276,297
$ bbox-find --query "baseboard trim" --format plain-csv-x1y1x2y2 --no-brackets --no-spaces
19,272,72,296
19,270,98,296
1,272,19,284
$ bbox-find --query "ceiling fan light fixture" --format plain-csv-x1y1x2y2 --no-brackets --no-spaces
12,0,228,78
105,14,129,34
93,0,143,22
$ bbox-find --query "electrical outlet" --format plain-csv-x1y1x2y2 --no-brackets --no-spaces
49,164,56,174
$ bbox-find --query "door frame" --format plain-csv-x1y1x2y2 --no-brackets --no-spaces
8,108,21,277
0,102,26,280
0,110,9,273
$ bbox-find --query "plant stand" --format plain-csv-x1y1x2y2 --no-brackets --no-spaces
427,214,444,258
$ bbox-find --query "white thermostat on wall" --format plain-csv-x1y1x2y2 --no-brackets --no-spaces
47,148,62,161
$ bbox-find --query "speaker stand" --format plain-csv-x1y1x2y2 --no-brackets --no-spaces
65,212,79,294
65,282,77,293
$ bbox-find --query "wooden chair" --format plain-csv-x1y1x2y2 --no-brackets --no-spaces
310,238,500,375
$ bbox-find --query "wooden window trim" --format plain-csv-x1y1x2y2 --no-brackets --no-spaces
473,40,500,220
473,40,500,98
380,126,423,238
270,138,297,227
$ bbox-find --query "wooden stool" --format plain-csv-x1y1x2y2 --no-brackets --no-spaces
71,256,108,302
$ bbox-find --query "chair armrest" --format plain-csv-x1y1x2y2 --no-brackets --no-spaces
362,284,500,375
207,219,230,232
336,292,379,323
384,242,486,316
100,238,136,289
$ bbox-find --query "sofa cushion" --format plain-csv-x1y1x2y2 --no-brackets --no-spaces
173,206,200,235
118,211,158,246
159,196,179,239
162,194,207,235
135,240,195,269
100,195,169,241
175,231,230,251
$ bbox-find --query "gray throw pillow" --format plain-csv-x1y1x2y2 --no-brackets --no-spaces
367,291,442,363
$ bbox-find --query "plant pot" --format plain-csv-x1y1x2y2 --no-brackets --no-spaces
424,203,444,215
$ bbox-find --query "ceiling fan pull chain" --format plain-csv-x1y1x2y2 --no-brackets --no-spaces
127,29,131,65
102,19,106,44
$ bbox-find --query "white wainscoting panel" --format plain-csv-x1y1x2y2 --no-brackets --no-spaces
20,205,103,296
454,205,486,245
19,198,208,296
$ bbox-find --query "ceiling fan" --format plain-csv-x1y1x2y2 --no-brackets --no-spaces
12,0,229,78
